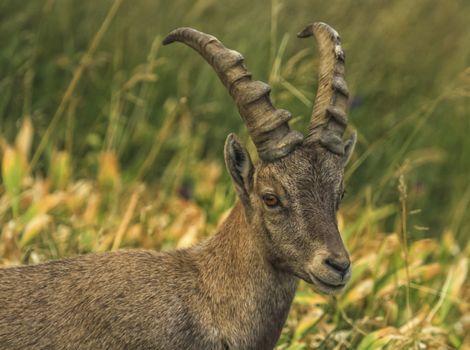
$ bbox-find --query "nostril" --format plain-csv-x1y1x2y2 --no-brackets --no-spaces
324,258,350,275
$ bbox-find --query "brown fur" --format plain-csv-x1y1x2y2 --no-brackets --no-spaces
0,144,353,350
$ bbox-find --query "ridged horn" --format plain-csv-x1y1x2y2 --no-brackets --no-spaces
163,27,303,162
298,22,349,155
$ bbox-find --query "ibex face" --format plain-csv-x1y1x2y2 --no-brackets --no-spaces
164,22,356,295
243,146,353,294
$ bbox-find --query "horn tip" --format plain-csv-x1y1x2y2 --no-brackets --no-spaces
162,27,198,45
162,34,176,45
297,24,314,38
297,22,340,41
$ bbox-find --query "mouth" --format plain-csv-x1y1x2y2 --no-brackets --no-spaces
307,272,346,295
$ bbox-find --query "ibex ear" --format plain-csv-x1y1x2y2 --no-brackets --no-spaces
343,131,357,165
224,133,254,204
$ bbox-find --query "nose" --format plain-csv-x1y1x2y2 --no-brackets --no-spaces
324,257,351,278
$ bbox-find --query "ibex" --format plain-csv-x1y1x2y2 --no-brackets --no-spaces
0,22,356,349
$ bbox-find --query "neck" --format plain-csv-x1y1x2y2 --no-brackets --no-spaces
190,202,298,349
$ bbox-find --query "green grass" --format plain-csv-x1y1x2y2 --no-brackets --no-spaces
0,0,469,348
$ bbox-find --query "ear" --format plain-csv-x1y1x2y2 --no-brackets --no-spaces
343,131,357,165
224,133,254,204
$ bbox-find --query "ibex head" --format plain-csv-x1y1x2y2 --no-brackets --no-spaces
163,22,356,295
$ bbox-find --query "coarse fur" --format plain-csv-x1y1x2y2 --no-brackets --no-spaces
0,144,353,350
0,23,356,350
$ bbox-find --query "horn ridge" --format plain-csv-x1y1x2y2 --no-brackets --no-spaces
298,22,350,154
163,27,303,162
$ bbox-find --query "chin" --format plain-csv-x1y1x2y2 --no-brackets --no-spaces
300,272,348,296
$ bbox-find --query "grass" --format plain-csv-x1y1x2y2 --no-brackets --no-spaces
0,0,469,348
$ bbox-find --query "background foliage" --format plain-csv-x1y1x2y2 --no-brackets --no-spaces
0,0,469,348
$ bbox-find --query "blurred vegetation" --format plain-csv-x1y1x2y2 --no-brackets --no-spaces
0,0,469,348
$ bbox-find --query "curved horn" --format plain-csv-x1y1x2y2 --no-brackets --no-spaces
163,27,303,162
298,22,349,155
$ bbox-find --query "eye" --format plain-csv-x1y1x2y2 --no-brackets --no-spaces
262,193,280,208
341,189,346,200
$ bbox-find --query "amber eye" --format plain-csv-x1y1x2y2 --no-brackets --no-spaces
262,193,280,208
